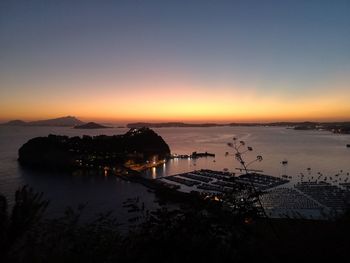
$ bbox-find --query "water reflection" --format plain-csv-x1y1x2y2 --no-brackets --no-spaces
151,167,156,179
1,126,350,217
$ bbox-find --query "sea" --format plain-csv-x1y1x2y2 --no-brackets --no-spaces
0,126,349,222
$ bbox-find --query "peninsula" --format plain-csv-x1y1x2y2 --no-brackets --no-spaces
127,121,350,134
18,127,170,171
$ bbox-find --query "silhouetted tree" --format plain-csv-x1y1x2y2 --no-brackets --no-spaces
0,186,48,261
226,138,264,218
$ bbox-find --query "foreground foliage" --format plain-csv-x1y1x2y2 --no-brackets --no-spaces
1,186,349,263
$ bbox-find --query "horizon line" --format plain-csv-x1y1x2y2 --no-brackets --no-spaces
1,115,350,124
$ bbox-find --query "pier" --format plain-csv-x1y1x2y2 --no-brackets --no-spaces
157,169,289,195
155,169,350,219
170,151,215,159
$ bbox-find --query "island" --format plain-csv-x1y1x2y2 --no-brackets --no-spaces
74,122,111,129
2,120,28,126
1,116,84,127
18,127,170,172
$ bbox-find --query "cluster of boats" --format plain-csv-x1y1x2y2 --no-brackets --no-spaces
171,151,215,159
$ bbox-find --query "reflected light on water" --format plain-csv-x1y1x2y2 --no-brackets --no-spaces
162,162,166,174
151,167,157,179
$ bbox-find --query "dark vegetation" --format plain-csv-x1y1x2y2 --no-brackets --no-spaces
18,128,170,171
1,186,350,263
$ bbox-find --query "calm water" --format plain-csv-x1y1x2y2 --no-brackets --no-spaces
0,126,349,219
146,126,350,182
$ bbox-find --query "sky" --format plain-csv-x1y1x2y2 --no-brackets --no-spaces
1,0,350,123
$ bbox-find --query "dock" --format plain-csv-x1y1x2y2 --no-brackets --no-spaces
170,152,215,159
156,169,350,219
157,169,289,195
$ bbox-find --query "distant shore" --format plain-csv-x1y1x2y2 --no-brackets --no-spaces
127,121,350,134
2,117,350,135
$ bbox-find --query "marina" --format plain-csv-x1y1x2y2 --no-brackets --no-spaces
1,126,350,219
170,151,215,159
295,182,350,212
1,1,350,260
158,169,290,197
157,169,350,219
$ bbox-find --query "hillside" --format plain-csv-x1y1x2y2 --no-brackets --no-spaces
1,116,84,127
18,127,170,171
74,122,111,129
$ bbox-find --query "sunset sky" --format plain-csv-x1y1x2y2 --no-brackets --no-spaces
1,0,350,123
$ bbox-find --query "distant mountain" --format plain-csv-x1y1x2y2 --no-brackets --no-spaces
1,116,84,127
74,122,111,129
2,120,27,126
28,116,84,127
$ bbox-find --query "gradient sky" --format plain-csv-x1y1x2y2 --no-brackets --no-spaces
1,0,350,122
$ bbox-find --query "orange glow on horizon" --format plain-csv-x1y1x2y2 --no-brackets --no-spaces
1,77,350,123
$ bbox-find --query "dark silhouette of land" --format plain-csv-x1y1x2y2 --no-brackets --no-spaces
1,116,84,127
293,122,350,134
74,122,111,129
127,122,222,128
2,120,27,126
127,121,350,134
18,127,170,171
2,118,350,134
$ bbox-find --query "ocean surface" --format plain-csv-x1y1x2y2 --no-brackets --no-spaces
0,126,349,221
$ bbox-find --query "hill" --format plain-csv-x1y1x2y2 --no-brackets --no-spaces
27,116,84,126
18,127,170,171
2,120,27,126
1,116,84,127
74,122,111,129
